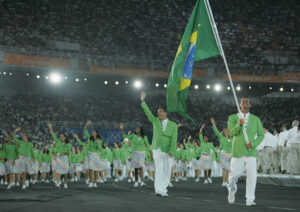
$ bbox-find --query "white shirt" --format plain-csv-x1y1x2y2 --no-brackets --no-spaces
278,130,288,147
287,126,299,144
161,119,168,132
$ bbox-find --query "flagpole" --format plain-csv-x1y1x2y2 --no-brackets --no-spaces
203,0,250,144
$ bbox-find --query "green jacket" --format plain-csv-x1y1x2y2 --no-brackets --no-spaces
228,113,264,158
13,136,35,159
212,126,232,154
3,143,18,160
141,103,178,155
76,130,102,153
123,134,150,152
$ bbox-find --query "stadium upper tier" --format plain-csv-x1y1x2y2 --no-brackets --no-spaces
0,0,298,73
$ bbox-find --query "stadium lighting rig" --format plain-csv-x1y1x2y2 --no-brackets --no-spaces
115,81,119,85
214,84,222,92
206,84,210,89
227,86,231,90
236,85,241,91
164,84,167,88
280,87,284,92
194,84,199,90
104,81,108,85
134,80,142,89
49,73,62,84
155,83,159,87
75,78,79,82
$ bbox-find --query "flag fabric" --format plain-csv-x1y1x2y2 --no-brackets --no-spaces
166,0,220,122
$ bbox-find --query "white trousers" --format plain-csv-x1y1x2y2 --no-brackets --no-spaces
227,157,257,202
153,148,174,194
280,147,289,172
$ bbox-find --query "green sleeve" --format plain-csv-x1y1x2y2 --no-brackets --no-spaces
84,129,90,139
228,115,242,137
98,140,103,150
212,126,222,139
51,133,61,145
141,103,156,123
76,137,87,146
211,143,217,152
251,117,265,149
199,133,204,144
13,136,22,145
144,136,150,150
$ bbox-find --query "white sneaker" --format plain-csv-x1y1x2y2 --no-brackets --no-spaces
128,179,131,183
7,184,12,189
228,194,235,204
56,183,60,188
33,180,37,184
221,182,227,187
246,201,256,206
64,183,68,189
26,180,29,187
22,184,26,190
30,179,33,183
4,181,8,185
16,182,20,186
99,178,104,184
134,182,138,187
168,183,174,188
85,179,89,184
195,178,200,182
114,179,118,183
75,176,78,182
71,178,74,182
0,179,3,184
208,178,212,183
88,182,94,188
140,182,146,187
93,183,97,188
41,179,45,183
11,182,15,187
175,178,179,183
46,180,49,183
204,180,208,184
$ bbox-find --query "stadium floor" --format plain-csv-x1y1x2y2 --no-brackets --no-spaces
0,178,299,212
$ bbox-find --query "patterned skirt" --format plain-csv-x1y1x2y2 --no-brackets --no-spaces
126,158,133,171
174,160,183,173
220,150,231,171
83,157,89,171
30,161,39,174
14,159,22,174
199,154,213,170
75,163,84,172
132,151,145,169
69,163,76,174
113,159,122,170
55,156,69,174
88,152,103,171
5,159,15,174
146,162,155,172
192,159,201,170
40,162,50,173
0,163,6,175
18,155,32,173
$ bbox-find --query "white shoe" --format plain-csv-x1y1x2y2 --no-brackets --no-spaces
33,180,37,184
7,184,12,189
221,182,227,186
46,180,49,183
41,179,45,183
0,179,3,184
26,180,29,187
134,182,138,187
204,180,208,184
156,192,168,197
128,179,131,183
114,179,118,183
228,194,235,204
208,178,212,183
11,182,15,187
56,183,60,188
71,178,74,182
168,183,174,188
64,183,68,189
88,182,94,188
99,179,104,184
75,176,78,182
195,178,200,182
93,183,97,188
16,182,20,186
4,181,8,185
30,179,33,183
183,177,187,181
85,179,89,184
246,201,256,206
175,178,179,183
140,182,146,187
22,184,26,190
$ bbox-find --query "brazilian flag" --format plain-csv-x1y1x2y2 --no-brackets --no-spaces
167,0,220,122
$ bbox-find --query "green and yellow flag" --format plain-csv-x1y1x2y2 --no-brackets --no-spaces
167,0,220,122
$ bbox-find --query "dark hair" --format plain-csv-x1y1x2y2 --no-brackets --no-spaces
158,105,167,112
59,132,69,144
135,126,145,138
90,130,102,142
43,146,49,154
240,97,251,103
114,142,120,148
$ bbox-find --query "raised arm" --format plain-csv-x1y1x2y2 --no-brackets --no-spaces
210,118,222,139
84,120,92,138
140,92,155,123
12,127,22,144
73,134,87,147
199,124,206,144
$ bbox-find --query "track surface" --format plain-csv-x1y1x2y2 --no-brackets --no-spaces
0,178,299,212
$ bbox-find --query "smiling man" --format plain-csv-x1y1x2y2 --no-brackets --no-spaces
227,97,264,206
140,92,178,197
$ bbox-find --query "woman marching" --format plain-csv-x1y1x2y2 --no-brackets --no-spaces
210,118,232,186
3,131,18,189
74,120,103,188
120,123,150,187
192,140,202,182
12,128,35,189
47,123,71,189
30,143,40,184
40,145,52,183
112,142,123,182
0,144,6,184
199,124,217,184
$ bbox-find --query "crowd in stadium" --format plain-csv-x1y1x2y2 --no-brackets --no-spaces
0,0,298,72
